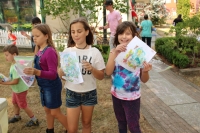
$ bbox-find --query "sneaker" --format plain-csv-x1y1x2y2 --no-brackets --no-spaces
25,119,39,127
9,116,21,123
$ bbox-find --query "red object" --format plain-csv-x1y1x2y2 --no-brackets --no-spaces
132,10,137,17
130,0,138,18
8,34,17,45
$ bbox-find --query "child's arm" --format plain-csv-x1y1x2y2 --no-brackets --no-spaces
58,68,66,81
0,78,19,85
106,44,127,76
106,49,118,76
82,60,104,80
21,31,31,40
140,61,152,83
23,68,41,76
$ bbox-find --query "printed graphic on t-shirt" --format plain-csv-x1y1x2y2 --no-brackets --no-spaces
78,55,92,75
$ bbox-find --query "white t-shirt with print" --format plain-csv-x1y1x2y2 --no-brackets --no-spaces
63,46,105,92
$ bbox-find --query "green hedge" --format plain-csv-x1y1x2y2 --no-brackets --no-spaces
93,45,110,63
155,37,189,68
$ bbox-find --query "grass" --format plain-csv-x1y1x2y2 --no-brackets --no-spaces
0,49,156,133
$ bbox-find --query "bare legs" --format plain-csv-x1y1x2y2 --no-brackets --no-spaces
44,106,68,130
67,105,94,133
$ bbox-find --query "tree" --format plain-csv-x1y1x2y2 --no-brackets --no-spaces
41,0,128,33
136,0,168,25
176,0,190,18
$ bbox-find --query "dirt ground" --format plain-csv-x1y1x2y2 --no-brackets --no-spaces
0,50,156,133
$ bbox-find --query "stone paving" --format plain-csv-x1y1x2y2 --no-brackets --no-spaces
140,30,200,133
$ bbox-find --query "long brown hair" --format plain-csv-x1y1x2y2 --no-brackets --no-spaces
67,17,93,47
32,24,59,64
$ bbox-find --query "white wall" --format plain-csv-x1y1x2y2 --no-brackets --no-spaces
35,0,42,21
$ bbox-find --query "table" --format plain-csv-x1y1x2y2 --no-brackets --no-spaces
0,98,8,133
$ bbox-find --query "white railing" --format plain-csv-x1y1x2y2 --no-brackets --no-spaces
0,29,69,48
0,30,32,48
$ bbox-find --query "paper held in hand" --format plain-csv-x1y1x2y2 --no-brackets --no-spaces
60,52,83,84
14,56,35,87
115,36,156,72
0,73,10,82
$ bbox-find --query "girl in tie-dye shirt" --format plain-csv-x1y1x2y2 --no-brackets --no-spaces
106,21,152,133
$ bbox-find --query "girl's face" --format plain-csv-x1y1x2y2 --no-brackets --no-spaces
118,28,133,45
4,51,15,62
71,22,89,46
32,28,48,47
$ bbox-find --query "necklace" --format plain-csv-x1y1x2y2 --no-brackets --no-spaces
75,44,88,49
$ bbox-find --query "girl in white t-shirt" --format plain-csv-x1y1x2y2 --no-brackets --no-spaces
59,18,105,133
106,21,152,133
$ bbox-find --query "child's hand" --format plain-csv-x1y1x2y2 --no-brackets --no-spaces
142,61,152,72
58,68,65,78
115,43,127,53
99,26,104,30
82,60,93,72
20,31,27,36
23,68,37,75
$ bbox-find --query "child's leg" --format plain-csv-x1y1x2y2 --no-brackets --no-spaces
49,107,68,130
112,95,127,133
12,92,20,115
66,107,81,133
124,98,141,133
9,92,21,123
44,107,54,129
16,91,39,126
81,105,94,133
81,89,97,133
13,104,20,115
23,107,34,118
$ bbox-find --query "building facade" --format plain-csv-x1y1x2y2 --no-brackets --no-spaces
0,0,77,32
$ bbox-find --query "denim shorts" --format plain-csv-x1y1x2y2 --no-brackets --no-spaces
66,89,97,108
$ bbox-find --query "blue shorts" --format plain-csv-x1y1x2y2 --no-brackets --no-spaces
66,89,97,108
39,86,62,109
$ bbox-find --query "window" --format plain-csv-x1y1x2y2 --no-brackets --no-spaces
19,0,35,23
1,0,16,23
0,0,36,24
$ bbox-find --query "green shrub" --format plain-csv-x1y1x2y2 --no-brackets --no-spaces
155,37,175,52
155,37,190,68
93,45,110,63
93,45,109,54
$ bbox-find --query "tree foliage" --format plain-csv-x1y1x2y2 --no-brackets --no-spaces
177,0,190,18
41,0,128,32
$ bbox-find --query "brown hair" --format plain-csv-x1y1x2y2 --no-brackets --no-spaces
32,24,59,63
32,24,56,51
3,44,19,55
113,21,139,47
67,17,93,47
